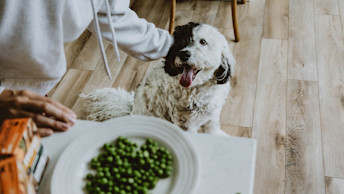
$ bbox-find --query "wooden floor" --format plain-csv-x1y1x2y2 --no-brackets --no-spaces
49,0,344,193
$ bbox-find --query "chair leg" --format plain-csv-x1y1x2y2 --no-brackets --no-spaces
232,0,240,42
169,0,176,34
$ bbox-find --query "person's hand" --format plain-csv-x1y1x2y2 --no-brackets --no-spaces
0,89,77,137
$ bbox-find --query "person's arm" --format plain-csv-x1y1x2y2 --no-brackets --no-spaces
88,1,173,61
0,89,77,137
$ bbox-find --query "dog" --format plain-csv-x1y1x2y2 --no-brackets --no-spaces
82,22,236,136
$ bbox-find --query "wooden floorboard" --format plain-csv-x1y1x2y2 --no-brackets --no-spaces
262,0,289,40
63,30,92,69
50,69,93,108
213,1,234,29
315,15,344,178
221,124,252,138
339,0,344,37
285,80,325,194
252,38,288,194
314,0,340,15
325,177,344,194
112,57,151,91
287,0,317,81
193,0,220,25
220,0,266,127
70,33,109,71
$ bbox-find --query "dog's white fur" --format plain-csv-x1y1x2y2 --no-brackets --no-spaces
82,23,235,136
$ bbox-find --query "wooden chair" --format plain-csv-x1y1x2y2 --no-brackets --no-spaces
169,0,246,42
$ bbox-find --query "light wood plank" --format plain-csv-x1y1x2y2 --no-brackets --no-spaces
213,1,233,29
339,0,344,37
288,0,317,81
220,0,266,127
192,0,220,25
130,0,155,19
80,46,128,94
221,124,252,138
112,57,151,91
252,38,288,194
50,69,93,109
174,9,194,27
285,80,325,194
144,0,170,29
175,0,197,11
314,0,340,15
70,33,110,70
315,15,344,178
63,30,92,69
263,0,289,39
326,177,344,194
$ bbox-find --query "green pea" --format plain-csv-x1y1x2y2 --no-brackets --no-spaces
112,167,119,173
98,171,104,177
128,178,134,184
106,156,113,162
100,177,108,185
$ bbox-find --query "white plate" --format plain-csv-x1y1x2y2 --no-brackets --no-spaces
51,115,199,194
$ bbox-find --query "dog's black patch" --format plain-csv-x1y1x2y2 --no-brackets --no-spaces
164,22,200,76
214,56,232,84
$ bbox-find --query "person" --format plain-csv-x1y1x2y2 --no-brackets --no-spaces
0,0,173,137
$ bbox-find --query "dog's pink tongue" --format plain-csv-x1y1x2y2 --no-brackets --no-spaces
179,67,193,87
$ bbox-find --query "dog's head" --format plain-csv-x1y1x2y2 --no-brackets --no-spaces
164,22,236,88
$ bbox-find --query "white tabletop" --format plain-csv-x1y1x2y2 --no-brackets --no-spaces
39,118,256,194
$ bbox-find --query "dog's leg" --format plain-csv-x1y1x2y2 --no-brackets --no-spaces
202,120,230,137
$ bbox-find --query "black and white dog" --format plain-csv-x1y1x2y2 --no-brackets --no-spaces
82,22,236,136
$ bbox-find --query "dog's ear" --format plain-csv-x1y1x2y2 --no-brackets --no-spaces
215,47,236,84
164,22,200,76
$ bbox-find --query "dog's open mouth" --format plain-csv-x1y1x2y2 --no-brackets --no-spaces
179,65,200,88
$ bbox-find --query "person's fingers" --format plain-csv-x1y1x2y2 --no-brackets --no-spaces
20,99,76,126
2,109,72,132
45,97,76,116
4,91,76,126
20,90,76,117
37,128,54,137
32,114,72,132
0,89,76,134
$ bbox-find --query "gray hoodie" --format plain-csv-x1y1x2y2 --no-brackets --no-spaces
0,0,173,95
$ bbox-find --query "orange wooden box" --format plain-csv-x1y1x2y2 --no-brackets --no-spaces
0,156,36,194
0,118,49,193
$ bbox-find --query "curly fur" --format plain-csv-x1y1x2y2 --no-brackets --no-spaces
82,23,236,136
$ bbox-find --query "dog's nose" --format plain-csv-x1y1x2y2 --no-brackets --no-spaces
179,51,191,62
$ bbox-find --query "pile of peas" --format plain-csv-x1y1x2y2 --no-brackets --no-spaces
85,136,173,194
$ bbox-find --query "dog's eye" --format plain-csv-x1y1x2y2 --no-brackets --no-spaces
199,39,207,45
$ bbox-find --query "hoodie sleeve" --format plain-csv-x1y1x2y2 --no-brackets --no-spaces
88,0,173,61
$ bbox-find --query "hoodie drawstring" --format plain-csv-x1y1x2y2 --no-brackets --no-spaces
90,0,121,80
104,0,121,62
